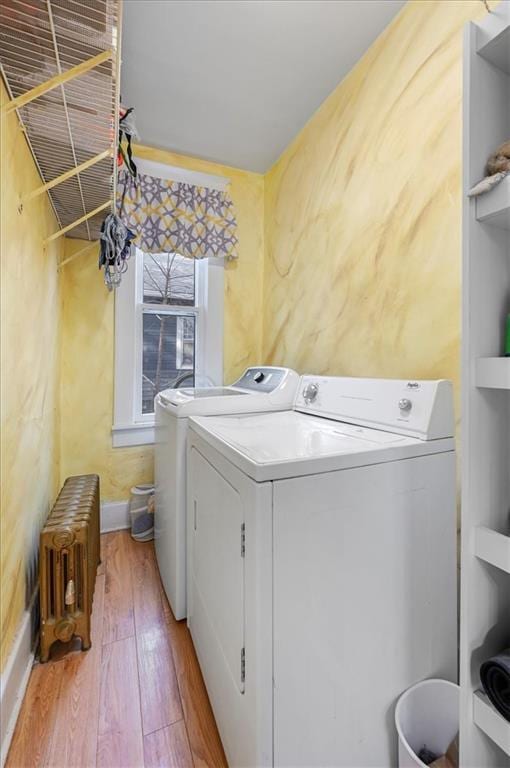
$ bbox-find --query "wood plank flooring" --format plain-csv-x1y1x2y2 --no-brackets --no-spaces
6,532,227,768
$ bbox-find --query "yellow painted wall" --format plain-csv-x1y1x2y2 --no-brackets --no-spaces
59,239,153,501
263,0,487,422
59,146,264,500
0,83,62,669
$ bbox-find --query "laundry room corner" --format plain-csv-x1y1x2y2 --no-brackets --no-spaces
58,237,154,502
57,146,265,508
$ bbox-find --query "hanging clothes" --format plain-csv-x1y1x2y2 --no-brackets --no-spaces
98,213,136,290
118,106,138,178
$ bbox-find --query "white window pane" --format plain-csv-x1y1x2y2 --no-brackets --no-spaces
142,252,195,306
142,313,196,414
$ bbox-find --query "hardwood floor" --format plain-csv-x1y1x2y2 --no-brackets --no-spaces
6,532,227,768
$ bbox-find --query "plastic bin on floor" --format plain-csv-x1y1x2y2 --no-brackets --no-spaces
129,484,154,541
129,484,154,512
395,679,459,768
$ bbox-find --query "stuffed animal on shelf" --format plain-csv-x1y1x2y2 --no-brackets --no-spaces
468,139,510,197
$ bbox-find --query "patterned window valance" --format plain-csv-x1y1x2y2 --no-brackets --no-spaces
118,169,238,261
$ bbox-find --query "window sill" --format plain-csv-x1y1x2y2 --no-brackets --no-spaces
112,422,155,448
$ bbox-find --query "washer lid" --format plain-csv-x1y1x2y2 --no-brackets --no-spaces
155,367,300,417
189,411,455,482
156,386,251,417
159,387,245,403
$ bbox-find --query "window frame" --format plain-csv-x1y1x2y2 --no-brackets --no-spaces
112,247,224,447
175,315,195,371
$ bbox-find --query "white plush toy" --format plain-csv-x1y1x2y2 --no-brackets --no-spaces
468,140,510,197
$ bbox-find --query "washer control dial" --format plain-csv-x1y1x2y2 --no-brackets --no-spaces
303,382,319,404
253,371,265,383
398,398,412,412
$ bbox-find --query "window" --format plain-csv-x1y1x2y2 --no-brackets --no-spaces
113,248,224,447
141,252,197,415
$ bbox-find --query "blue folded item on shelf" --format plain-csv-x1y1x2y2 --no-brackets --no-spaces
480,648,510,722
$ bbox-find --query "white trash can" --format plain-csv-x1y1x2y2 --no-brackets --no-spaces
395,679,459,768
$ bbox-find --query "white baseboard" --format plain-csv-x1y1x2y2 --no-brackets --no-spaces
100,500,130,533
0,593,38,767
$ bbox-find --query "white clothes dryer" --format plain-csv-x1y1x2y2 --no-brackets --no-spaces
187,376,457,768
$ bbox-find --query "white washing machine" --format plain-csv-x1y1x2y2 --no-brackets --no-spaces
154,366,299,620
187,376,457,768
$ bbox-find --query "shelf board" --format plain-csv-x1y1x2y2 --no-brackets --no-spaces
473,691,510,757
476,175,510,230
478,25,510,73
474,527,510,574
476,4,510,74
475,358,510,389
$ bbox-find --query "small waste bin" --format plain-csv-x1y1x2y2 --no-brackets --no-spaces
395,679,459,768
129,484,155,541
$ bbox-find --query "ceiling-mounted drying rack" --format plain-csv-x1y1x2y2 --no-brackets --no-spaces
0,0,122,264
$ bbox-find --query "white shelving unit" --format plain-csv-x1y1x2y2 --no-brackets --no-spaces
474,527,510,574
476,175,510,229
473,692,510,757
460,3,510,767
476,357,510,389
477,12,510,71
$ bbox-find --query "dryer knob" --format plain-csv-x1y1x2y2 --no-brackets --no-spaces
303,382,319,404
399,398,412,412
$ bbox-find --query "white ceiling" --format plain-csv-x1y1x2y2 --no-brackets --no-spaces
121,0,405,173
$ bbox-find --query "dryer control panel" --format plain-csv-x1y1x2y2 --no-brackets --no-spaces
295,376,455,441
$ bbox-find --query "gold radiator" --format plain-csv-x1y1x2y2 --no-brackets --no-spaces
39,474,100,662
